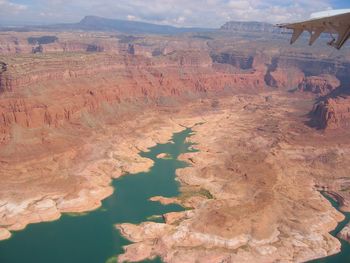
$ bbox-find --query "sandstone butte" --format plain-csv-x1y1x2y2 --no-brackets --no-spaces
1,30,350,262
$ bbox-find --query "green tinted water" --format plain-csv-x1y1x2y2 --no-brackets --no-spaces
3,129,348,263
0,128,196,263
309,193,350,263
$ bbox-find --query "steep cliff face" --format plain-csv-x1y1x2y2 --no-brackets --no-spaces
309,62,350,129
211,52,254,70
211,51,348,93
0,50,268,141
2,50,349,137
262,54,350,90
0,32,122,55
313,97,350,129
0,32,211,56
259,55,350,131
1,29,349,133
298,75,341,96
0,62,7,93
262,57,304,89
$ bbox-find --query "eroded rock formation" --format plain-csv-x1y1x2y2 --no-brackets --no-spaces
116,93,350,262
0,49,267,141
298,75,341,96
313,96,350,129
0,30,350,263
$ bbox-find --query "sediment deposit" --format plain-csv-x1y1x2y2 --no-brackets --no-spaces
1,30,350,262
117,92,350,262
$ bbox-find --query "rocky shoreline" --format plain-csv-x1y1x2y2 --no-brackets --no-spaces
1,30,350,262
0,109,201,241
1,92,350,262
116,93,350,262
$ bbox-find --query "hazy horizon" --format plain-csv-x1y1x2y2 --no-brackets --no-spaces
0,0,348,28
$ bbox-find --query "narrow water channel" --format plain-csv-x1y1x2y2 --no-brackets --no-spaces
310,193,350,263
0,128,196,263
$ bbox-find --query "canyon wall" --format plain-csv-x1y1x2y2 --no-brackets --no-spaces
1,31,350,144
1,30,350,262
313,97,350,129
309,62,350,130
298,75,340,96
0,49,266,145
255,54,350,130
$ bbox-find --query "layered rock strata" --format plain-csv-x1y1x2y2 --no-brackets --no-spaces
1,30,350,263
298,75,340,96
0,50,266,142
117,92,350,262
0,109,196,239
313,96,350,129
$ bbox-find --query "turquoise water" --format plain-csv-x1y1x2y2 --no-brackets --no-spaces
309,193,350,263
3,128,348,263
0,128,196,263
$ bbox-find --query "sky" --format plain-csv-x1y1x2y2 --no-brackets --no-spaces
0,0,349,27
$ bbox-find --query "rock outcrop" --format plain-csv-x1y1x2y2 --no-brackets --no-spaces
313,96,350,129
309,61,350,130
338,224,350,243
298,75,341,96
1,31,349,143
116,93,349,263
1,29,350,263
0,50,268,141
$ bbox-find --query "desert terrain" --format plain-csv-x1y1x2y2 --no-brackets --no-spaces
1,22,350,262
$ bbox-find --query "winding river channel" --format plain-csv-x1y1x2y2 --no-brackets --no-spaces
310,193,350,263
1,127,350,263
0,128,196,263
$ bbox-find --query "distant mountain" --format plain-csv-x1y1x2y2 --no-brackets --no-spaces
0,17,289,35
71,16,213,34
220,21,284,33
0,16,214,34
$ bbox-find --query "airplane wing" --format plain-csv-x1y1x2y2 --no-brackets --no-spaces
277,9,350,49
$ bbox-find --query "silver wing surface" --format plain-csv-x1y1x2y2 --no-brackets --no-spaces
277,9,350,49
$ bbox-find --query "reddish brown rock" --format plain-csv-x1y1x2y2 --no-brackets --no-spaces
269,67,305,89
1,29,350,262
313,96,350,129
298,75,340,96
0,50,268,141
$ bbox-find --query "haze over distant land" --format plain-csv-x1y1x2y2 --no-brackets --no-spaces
0,0,349,27
0,17,213,35
1,1,350,263
1,14,350,261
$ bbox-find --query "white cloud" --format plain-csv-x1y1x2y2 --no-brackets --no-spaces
0,0,27,15
127,15,137,21
0,0,335,27
228,0,252,10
